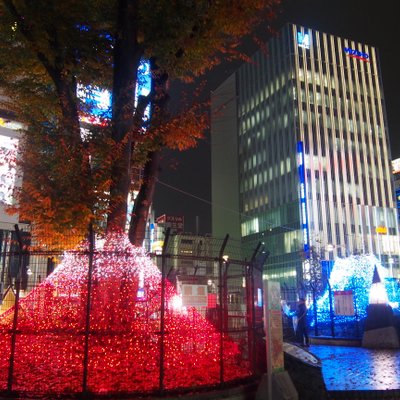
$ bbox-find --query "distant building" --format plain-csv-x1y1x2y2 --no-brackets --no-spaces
211,23,400,286
0,115,24,230
148,230,252,329
0,113,32,310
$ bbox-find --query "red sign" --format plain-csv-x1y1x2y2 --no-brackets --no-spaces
156,214,184,233
208,293,217,308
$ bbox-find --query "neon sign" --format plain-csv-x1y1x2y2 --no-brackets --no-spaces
297,32,310,49
297,141,309,253
343,47,369,62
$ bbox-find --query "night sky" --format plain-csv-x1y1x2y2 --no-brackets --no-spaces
153,0,400,235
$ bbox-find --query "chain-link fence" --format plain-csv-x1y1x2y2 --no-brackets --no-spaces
281,282,369,341
0,226,267,397
4,224,391,395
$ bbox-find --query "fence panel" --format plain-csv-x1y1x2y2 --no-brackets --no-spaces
281,283,366,340
0,232,264,397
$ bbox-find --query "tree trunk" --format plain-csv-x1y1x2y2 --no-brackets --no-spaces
128,150,161,245
54,77,81,142
107,0,142,232
128,62,169,246
54,74,96,219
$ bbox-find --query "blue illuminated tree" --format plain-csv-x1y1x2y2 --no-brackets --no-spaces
315,254,398,327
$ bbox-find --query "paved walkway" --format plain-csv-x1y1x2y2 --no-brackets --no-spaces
309,344,400,392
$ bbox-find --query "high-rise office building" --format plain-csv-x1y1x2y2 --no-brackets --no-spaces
211,24,400,286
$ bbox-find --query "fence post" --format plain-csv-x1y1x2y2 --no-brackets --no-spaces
0,231,10,290
218,234,229,384
82,224,95,393
245,264,255,372
312,289,318,336
159,227,170,393
248,242,262,373
327,281,335,337
353,279,360,338
7,225,26,392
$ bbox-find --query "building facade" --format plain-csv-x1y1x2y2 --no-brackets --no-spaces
211,24,400,286
392,158,400,223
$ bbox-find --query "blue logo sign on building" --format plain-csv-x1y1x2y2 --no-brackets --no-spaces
343,47,369,62
297,32,310,49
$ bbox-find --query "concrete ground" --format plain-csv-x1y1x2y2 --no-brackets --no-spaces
309,344,400,391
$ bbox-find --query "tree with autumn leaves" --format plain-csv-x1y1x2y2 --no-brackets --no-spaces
0,0,280,248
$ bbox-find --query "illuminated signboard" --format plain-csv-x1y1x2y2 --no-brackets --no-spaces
376,226,388,234
297,32,310,49
334,290,355,316
0,132,19,205
396,189,400,221
257,288,263,307
343,47,369,62
78,86,111,125
297,141,309,253
392,158,400,174
182,284,208,308
78,59,151,125
156,214,185,234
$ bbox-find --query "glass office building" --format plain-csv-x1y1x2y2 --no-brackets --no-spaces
211,24,400,286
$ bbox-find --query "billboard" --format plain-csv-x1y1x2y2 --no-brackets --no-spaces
78,59,151,125
156,214,184,234
181,284,208,308
0,123,20,205
334,290,355,316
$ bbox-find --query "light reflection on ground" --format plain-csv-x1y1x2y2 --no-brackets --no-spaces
309,345,400,391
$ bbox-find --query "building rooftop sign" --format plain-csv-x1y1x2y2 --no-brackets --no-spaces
343,47,369,62
297,32,310,49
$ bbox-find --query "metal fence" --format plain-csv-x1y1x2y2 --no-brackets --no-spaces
281,283,366,341
0,226,266,397
2,224,384,396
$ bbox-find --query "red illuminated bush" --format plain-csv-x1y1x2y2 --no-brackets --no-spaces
0,233,250,394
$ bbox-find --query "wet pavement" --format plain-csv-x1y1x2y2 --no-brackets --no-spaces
309,344,400,391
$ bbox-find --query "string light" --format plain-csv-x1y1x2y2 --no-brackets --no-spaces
315,254,399,325
0,232,250,394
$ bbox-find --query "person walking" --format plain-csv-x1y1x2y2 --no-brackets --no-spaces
296,298,309,347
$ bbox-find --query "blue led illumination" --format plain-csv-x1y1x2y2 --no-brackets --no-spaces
297,141,309,253
257,288,263,307
314,254,399,325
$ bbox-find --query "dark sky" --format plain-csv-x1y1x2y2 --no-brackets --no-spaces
153,0,400,235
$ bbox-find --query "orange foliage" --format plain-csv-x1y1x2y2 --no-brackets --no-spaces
159,103,209,151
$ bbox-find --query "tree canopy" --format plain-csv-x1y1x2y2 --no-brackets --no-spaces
0,0,280,248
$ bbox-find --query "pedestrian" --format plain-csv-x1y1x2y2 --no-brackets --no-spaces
295,298,309,347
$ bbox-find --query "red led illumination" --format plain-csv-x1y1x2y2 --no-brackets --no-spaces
0,233,250,395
